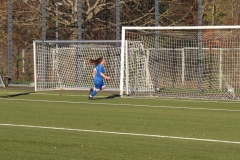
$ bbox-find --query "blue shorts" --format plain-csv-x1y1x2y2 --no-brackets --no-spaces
94,79,105,90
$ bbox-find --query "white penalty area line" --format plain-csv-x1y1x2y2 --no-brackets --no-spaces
1,98,240,112
1,123,240,145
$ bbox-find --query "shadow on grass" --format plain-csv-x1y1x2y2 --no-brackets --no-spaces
0,92,35,98
93,94,121,100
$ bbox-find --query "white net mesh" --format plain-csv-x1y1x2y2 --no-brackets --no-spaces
123,28,240,100
0,76,5,87
34,41,121,91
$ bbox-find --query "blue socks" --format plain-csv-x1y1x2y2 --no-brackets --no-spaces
90,90,98,97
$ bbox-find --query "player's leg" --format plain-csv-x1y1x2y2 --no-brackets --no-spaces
88,90,99,100
88,80,102,100
89,87,94,94
101,81,106,90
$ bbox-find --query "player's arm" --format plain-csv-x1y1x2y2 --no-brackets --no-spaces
92,68,96,79
100,72,110,80
99,66,110,79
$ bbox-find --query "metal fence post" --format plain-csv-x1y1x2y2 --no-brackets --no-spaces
154,0,160,92
8,0,12,79
78,0,82,40
42,0,46,87
198,0,203,92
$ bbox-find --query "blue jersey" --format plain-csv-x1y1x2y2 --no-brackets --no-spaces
94,64,105,81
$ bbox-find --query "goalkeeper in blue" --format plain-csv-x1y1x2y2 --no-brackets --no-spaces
88,57,110,100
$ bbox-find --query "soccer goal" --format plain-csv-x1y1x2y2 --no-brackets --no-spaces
33,40,121,91
0,75,5,88
120,26,240,100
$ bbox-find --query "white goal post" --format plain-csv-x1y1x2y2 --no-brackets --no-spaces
120,26,240,100
33,40,121,91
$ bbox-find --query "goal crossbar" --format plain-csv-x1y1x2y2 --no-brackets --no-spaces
122,25,240,30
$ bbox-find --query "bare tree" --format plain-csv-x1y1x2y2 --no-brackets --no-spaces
202,0,240,25
1,0,239,80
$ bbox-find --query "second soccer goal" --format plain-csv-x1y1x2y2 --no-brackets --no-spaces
120,26,240,100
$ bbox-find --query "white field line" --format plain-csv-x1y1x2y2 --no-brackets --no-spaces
1,98,240,112
1,91,240,104
0,123,240,145
126,97,240,104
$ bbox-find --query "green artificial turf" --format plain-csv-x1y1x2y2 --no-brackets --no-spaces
0,87,240,159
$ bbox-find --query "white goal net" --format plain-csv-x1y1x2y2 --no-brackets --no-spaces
0,75,5,88
120,26,240,100
33,40,121,91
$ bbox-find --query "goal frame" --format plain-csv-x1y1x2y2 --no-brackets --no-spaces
120,25,240,97
0,75,5,88
33,40,121,92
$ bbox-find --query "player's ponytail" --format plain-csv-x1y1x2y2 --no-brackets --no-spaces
89,57,103,66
